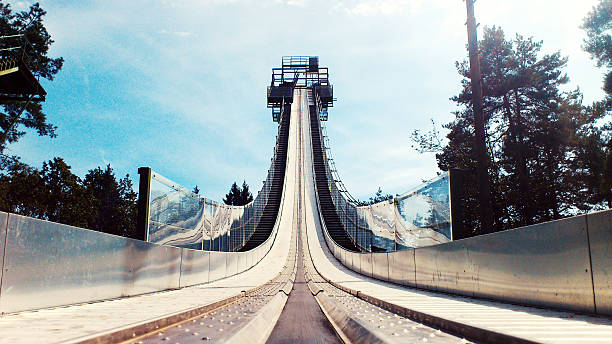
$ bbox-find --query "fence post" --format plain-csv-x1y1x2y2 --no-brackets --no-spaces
449,168,469,240
136,167,152,241
394,199,398,251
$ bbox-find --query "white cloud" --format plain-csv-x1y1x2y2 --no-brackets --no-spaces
159,0,307,9
336,0,426,16
157,29,193,37
274,0,307,7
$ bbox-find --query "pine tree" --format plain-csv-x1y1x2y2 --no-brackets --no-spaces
223,182,240,205
437,26,608,235
0,156,44,218
582,0,612,94
0,3,64,152
239,180,253,205
40,157,92,228
223,181,253,206
83,165,138,237
580,0,612,208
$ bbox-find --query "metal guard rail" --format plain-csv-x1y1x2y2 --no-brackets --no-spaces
143,109,289,251
310,91,452,252
0,129,293,314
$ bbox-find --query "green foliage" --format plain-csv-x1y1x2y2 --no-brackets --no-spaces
410,119,443,153
570,100,612,209
0,2,64,152
239,180,253,204
438,26,611,235
604,71,612,94
582,0,612,95
223,182,240,205
357,187,393,206
0,155,45,218
581,1,612,204
223,181,253,206
582,0,612,69
83,165,138,238
0,158,139,238
40,157,92,227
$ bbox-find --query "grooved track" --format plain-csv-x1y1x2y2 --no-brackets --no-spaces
267,93,341,344
266,244,341,344
123,199,298,344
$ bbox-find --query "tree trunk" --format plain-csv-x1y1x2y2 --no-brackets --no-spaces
466,0,493,233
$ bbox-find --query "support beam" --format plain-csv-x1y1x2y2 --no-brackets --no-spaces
136,167,152,241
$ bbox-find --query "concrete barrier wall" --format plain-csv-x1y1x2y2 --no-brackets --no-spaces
325,209,612,316
0,211,278,314
588,210,612,315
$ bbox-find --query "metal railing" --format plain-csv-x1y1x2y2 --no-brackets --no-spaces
141,111,289,251
309,93,452,252
0,34,38,75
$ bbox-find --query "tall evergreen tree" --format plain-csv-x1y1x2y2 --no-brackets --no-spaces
581,0,612,208
40,157,92,228
239,180,253,205
223,181,253,206
437,26,608,235
0,156,44,217
83,165,137,237
582,0,612,94
223,182,240,205
0,159,139,237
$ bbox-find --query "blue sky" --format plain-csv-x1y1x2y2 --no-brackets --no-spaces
7,0,607,201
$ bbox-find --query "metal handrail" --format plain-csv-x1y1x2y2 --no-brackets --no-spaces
310,91,371,252
147,105,289,251
0,34,25,40
320,125,360,205
0,34,40,76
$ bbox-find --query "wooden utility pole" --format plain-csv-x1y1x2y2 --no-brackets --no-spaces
465,0,493,233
